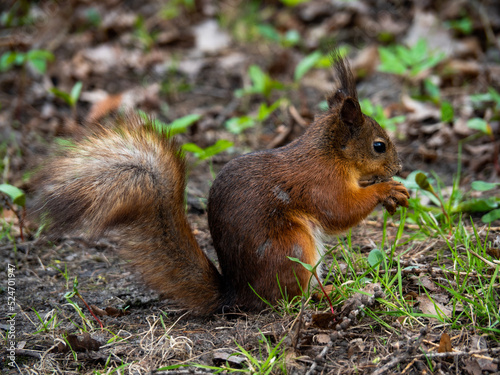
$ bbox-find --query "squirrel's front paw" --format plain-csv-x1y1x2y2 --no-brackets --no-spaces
381,181,410,215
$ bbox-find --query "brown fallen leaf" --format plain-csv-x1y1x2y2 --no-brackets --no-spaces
314,333,330,345
416,275,440,292
416,295,452,320
437,332,452,353
105,306,128,317
90,305,106,317
311,313,336,329
213,352,246,367
91,305,128,318
55,332,101,353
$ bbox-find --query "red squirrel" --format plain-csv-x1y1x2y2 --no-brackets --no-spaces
35,55,409,315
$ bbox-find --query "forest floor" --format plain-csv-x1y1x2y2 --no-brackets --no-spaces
0,0,499,374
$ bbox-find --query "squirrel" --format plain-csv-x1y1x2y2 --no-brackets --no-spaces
35,54,409,315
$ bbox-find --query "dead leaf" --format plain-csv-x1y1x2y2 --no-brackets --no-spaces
213,352,246,367
402,94,440,122
56,333,101,353
311,313,336,329
91,305,107,317
464,358,483,375
314,333,330,345
416,295,452,320
404,291,419,301
105,306,128,317
193,19,231,53
468,335,497,370
416,275,440,292
437,332,452,353
91,305,128,318
442,59,480,77
347,338,366,359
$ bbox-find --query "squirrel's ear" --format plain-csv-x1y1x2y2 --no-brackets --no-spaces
340,97,363,127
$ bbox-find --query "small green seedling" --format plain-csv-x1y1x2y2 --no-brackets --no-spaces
33,308,60,334
440,101,454,123
279,0,310,6
64,277,103,330
360,98,405,132
378,38,446,78
470,87,500,115
257,24,300,47
469,181,500,223
287,256,335,314
161,0,195,20
50,81,82,116
133,15,158,50
235,65,284,99
139,111,201,137
182,140,233,162
367,248,386,269
445,16,473,35
0,49,54,74
225,99,283,134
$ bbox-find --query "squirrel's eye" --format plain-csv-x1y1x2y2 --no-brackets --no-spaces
373,141,386,153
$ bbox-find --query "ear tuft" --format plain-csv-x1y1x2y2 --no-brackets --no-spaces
327,90,346,109
340,97,363,127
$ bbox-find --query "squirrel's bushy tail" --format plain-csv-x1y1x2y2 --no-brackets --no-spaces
35,115,224,314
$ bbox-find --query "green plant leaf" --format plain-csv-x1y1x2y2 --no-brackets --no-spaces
183,140,233,161
257,24,280,42
487,87,500,108
395,45,413,66
29,58,48,74
280,0,310,6
441,101,454,123
26,49,54,74
453,198,498,213
378,47,406,75
424,78,440,101
70,81,83,105
467,118,492,135
471,181,499,192
50,87,72,106
249,65,267,93
415,172,434,193
201,139,233,159
287,256,314,272
0,51,22,71
26,49,54,61
283,29,300,47
412,38,427,62
257,99,282,121
225,116,256,134
0,184,25,207
481,208,500,223
294,51,322,81
368,249,385,268
181,143,204,155
168,113,201,136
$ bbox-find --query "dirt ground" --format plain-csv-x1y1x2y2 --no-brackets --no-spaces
1,0,499,374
